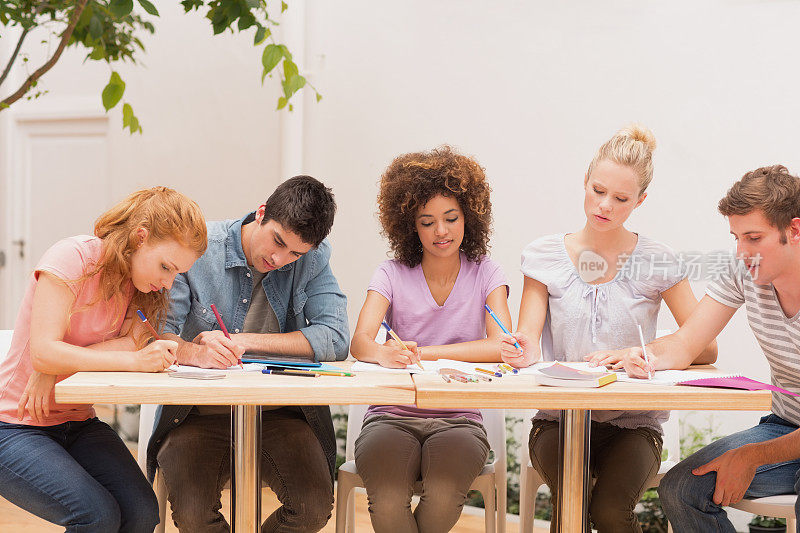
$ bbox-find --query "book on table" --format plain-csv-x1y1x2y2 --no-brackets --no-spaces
534,361,617,388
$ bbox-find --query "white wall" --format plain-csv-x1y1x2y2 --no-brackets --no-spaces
303,0,800,434
0,1,284,323
3,0,798,438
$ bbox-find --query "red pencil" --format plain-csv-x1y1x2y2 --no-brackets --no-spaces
209,304,242,368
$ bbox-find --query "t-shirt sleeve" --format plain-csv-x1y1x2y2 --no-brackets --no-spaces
35,237,95,295
480,258,509,301
520,234,566,287
367,261,394,303
705,256,745,309
631,239,687,296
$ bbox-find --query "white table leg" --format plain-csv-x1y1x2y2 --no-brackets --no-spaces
557,409,591,533
231,405,262,533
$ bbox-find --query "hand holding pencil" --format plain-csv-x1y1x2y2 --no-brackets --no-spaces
381,321,425,370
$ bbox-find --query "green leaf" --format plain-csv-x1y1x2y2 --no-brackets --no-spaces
278,44,292,60
109,0,134,18
122,103,142,134
101,72,126,111
253,25,269,45
88,16,103,39
261,44,282,74
281,1,288,12
277,96,288,110
89,47,106,60
283,74,305,97
315,93,322,103
246,0,259,7
137,0,159,16
238,12,256,30
283,59,298,79
122,102,133,127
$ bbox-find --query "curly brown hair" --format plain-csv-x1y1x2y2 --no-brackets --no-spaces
377,146,493,267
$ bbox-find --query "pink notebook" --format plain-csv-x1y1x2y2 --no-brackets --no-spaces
678,376,799,397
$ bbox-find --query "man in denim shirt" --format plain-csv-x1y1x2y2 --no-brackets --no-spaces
147,176,349,532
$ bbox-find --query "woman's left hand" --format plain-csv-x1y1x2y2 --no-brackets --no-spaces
584,348,628,369
17,371,57,424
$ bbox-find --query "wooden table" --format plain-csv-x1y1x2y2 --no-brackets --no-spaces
413,368,772,533
56,362,415,533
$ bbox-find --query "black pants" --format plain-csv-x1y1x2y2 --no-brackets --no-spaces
157,408,333,533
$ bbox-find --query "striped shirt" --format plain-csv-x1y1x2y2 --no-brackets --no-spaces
706,259,800,426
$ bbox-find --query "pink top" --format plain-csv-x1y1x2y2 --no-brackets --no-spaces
0,236,133,426
366,253,508,422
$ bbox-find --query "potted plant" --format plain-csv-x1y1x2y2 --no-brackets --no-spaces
749,515,787,533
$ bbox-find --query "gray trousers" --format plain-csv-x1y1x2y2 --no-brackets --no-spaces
529,419,662,533
157,408,333,533
354,414,490,533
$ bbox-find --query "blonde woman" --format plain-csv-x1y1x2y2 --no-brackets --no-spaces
0,187,207,532
501,126,717,532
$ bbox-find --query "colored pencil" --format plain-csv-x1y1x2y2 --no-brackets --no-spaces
136,309,160,341
210,304,242,368
381,321,425,371
484,304,523,352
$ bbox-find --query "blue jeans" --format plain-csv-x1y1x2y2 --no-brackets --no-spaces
659,414,800,533
0,417,159,533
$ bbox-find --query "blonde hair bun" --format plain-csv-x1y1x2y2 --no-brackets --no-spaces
586,123,657,193
617,123,657,153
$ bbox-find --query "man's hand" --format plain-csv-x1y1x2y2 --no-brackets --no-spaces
17,371,57,424
692,446,759,506
499,332,540,368
188,330,245,369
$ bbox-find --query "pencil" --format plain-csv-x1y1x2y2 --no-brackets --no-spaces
210,304,243,368
136,310,160,341
262,368,319,378
381,321,425,371
484,304,523,352
637,324,652,380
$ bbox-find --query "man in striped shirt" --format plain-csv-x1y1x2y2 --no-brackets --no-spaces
618,165,800,531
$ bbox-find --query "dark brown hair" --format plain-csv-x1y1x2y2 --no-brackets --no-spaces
718,165,800,243
377,146,492,267
262,175,336,247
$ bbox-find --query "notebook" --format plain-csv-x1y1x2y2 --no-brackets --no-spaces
240,354,322,367
678,376,799,396
534,362,617,388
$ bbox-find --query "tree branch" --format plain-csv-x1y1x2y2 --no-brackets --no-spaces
0,0,89,110
0,27,30,90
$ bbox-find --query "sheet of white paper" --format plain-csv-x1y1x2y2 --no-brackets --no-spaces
350,359,510,376
168,363,266,374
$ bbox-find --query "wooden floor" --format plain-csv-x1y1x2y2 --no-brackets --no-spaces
0,488,545,532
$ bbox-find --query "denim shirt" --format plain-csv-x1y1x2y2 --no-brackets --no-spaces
147,212,349,481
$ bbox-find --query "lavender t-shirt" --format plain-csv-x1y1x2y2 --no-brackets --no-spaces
365,253,508,422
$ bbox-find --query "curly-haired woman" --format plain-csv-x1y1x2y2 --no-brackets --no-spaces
350,146,513,533
0,187,206,532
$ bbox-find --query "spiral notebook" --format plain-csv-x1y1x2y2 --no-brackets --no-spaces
677,376,799,396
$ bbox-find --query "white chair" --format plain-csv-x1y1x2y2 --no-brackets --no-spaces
137,404,168,533
335,405,507,533
730,495,797,531
517,411,679,533
0,329,13,361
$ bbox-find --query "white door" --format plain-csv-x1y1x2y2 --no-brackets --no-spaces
1,114,110,328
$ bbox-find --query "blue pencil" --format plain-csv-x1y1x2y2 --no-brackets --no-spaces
484,304,523,352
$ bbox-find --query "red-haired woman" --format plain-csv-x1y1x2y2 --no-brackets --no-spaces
0,187,207,532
